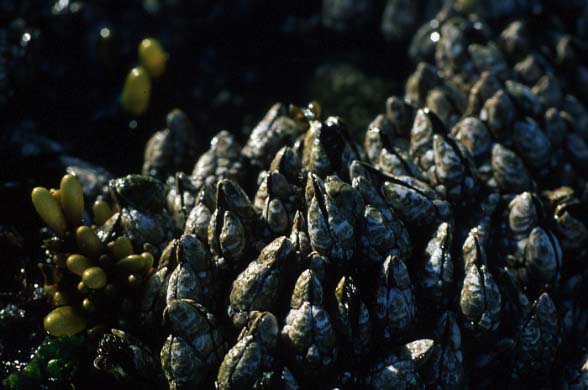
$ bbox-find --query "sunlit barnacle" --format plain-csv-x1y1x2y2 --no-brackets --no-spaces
351,160,451,228
364,117,423,179
420,222,454,307
508,191,542,240
305,173,355,267
143,109,196,181
192,130,245,191
184,182,216,243
217,311,280,389
409,108,477,203
302,116,363,181
228,237,293,328
161,299,227,388
368,339,435,390
522,226,563,286
242,103,304,169
166,234,216,308
459,238,502,333
281,269,337,383
374,255,416,345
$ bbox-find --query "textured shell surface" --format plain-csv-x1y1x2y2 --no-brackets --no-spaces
491,143,532,193
512,118,552,169
523,226,563,285
376,256,416,342
229,237,292,327
142,109,195,180
166,234,215,306
242,103,304,169
369,356,420,390
217,312,279,389
480,89,515,139
512,293,560,383
460,263,502,332
305,173,355,265
508,192,540,238
451,116,491,159
334,276,372,364
208,209,247,268
110,174,166,213
422,312,464,388
192,130,243,189
381,176,440,227
95,332,160,385
421,222,454,304
281,270,336,374
161,300,226,389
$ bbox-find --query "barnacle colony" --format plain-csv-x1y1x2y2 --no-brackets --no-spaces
14,5,588,390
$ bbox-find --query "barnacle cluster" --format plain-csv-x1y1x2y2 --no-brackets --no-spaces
8,3,588,390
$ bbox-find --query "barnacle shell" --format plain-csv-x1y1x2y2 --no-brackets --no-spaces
161,300,226,388
375,255,416,343
421,312,464,388
281,270,337,380
242,103,303,169
523,227,563,285
229,237,293,327
508,191,541,240
491,143,532,193
166,234,215,307
421,222,454,305
512,118,552,170
305,173,355,266
460,262,501,332
217,311,279,389
511,293,560,384
334,276,371,366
